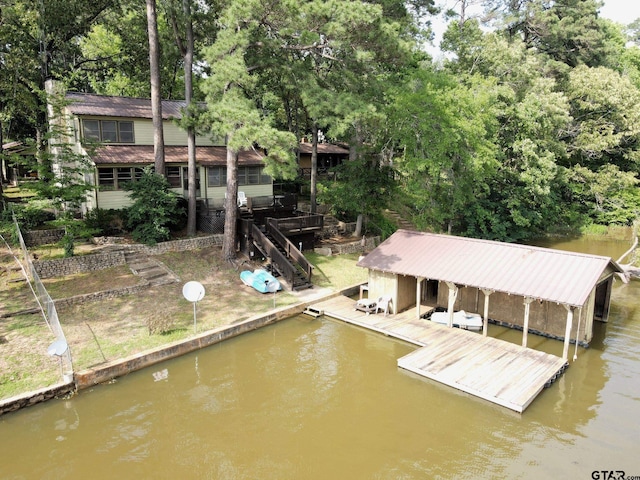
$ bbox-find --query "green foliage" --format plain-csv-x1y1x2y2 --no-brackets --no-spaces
124,168,183,245
318,159,396,221
84,208,127,236
61,233,74,258
566,164,640,225
366,213,397,240
6,201,56,230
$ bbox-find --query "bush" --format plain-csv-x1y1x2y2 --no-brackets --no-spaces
8,202,55,230
84,208,127,236
124,168,182,245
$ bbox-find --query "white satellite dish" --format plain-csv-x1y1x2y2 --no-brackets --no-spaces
182,281,205,332
182,281,205,302
47,339,68,357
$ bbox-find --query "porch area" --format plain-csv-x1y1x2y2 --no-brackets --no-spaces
306,295,568,413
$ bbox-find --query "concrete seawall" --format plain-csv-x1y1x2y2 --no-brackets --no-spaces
0,286,356,416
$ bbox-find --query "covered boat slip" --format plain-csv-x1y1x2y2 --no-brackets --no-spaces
308,295,568,413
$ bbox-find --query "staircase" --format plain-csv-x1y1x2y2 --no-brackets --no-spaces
262,230,312,290
123,250,179,286
384,209,418,231
251,224,313,291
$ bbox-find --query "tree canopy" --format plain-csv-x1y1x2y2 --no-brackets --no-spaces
2,0,640,245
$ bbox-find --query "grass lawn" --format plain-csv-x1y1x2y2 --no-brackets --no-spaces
0,244,366,401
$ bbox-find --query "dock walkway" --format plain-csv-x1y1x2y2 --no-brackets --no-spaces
307,295,568,413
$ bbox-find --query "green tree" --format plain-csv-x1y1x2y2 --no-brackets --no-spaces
202,0,298,262
124,167,183,245
318,158,396,231
387,68,499,234
564,64,640,172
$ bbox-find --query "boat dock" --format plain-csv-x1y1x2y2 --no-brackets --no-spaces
307,295,568,413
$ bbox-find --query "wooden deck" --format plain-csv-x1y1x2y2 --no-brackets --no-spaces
307,295,568,413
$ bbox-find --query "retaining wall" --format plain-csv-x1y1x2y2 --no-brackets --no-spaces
0,382,74,416
34,251,127,279
0,287,355,416
23,228,65,247
33,235,224,279
53,282,151,309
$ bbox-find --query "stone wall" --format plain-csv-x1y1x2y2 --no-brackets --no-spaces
23,228,65,247
33,235,224,279
54,282,150,309
34,251,127,279
128,234,224,256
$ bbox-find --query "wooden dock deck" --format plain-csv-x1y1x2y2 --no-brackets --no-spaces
307,295,568,413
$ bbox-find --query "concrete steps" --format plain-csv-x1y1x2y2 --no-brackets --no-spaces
384,209,418,231
123,250,179,286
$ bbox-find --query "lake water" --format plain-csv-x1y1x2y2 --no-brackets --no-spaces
1,235,639,479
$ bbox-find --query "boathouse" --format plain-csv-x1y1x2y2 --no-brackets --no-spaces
357,230,623,357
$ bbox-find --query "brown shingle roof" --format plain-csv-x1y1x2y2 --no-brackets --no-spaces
91,145,265,166
66,92,187,119
297,142,349,155
357,230,622,307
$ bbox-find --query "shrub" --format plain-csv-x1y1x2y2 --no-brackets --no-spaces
84,208,127,236
124,168,183,245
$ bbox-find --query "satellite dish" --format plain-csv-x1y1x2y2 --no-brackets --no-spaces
47,339,68,357
182,281,205,302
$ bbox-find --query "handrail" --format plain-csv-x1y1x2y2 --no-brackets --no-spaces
269,214,323,234
266,218,313,281
251,224,297,288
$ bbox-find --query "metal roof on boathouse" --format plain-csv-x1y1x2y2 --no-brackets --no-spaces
356,230,622,308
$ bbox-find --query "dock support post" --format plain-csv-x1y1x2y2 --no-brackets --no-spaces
563,306,574,361
416,277,424,319
481,289,493,337
445,282,458,328
522,297,534,347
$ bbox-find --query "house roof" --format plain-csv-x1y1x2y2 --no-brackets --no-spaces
356,230,623,307
66,92,188,120
297,142,349,155
91,145,265,166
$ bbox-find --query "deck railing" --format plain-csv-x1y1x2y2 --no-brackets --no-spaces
267,214,323,234
266,219,313,281
251,224,299,288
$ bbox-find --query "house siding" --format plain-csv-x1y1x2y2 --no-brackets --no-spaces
97,190,133,210
133,119,222,146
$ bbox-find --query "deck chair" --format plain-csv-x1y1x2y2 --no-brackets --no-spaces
237,191,247,207
375,295,392,316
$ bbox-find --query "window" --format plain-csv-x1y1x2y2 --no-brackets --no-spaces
98,166,145,190
207,166,227,187
98,168,115,190
101,121,118,142
166,166,181,188
82,120,134,143
117,167,133,186
238,166,271,186
207,165,271,187
83,120,101,141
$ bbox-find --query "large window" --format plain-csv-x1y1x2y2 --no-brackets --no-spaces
208,166,271,186
82,120,134,143
97,167,144,190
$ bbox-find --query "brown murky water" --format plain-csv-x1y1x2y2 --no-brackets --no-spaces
1,235,639,479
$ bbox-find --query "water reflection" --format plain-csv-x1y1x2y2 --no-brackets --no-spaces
0,233,639,478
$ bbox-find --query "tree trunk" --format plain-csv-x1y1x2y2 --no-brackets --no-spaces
223,143,239,263
354,213,363,238
183,0,197,236
146,0,165,175
310,123,318,214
